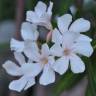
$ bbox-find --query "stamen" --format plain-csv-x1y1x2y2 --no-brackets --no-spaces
64,48,70,56
40,57,48,64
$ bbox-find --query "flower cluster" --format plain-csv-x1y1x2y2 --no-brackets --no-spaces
2,1,93,92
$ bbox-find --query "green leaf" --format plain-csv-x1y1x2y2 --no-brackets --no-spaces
55,0,74,15
53,71,85,96
86,86,93,96
85,57,96,96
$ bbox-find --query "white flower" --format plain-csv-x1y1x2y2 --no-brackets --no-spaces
52,14,92,44
26,1,53,30
2,52,41,92
25,43,55,85
10,22,39,53
50,15,93,74
51,32,93,74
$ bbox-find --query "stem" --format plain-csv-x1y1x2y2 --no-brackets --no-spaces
86,58,96,96
15,0,24,39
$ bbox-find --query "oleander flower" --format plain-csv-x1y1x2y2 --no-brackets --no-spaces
2,52,41,92
52,14,92,44
51,14,93,74
10,22,39,53
25,43,56,85
50,26,93,74
26,1,53,30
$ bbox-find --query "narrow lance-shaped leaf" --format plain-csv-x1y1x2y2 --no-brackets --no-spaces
53,71,85,96
85,57,96,96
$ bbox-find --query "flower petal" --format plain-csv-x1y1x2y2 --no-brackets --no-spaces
57,14,72,33
24,77,35,90
52,56,69,75
69,18,90,33
50,44,63,57
3,60,22,76
41,43,50,56
76,34,92,42
21,63,42,77
72,42,93,57
21,22,39,41
47,1,53,17
9,76,27,92
24,42,40,61
70,54,85,73
26,11,52,30
62,32,79,48
14,52,26,66
26,11,39,23
52,28,62,44
48,56,55,66
35,1,47,17
39,64,55,85
10,38,24,52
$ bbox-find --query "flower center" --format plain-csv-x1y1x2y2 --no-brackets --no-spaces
40,57,48,64
64,48,71,56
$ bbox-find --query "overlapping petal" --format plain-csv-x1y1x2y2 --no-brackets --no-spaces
14,52,26,66
70,54,85,73
57,14,72,33
21,63,42,77
41,43,50,56
52,56,69,75
69,18,90,33
21,22,39,41
62,32,79,47
10,38,24,52
24,77,35,90
52,28,62,44
24,42,40,61
26,11,38,23
47,1,53,17
50,44,63,57
72,42,93,57
3,60,22,76
39,64,55,85
76,34,92,42
35,1,47,17
9,76,27,92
